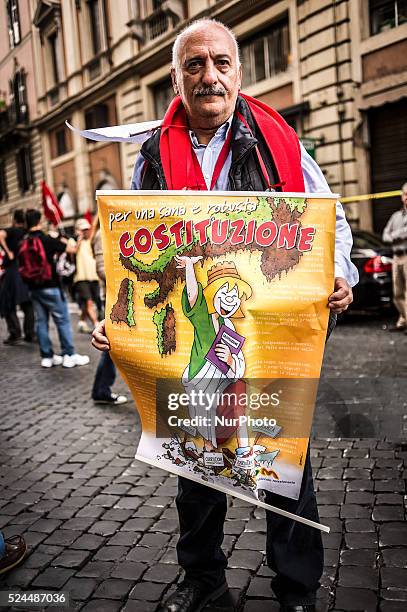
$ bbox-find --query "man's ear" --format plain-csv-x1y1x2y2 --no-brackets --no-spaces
238,64,242,90
171,68,179,95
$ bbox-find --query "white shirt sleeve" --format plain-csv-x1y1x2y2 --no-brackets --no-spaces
300,143,359,287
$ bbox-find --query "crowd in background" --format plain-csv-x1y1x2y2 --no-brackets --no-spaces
0,208,127,405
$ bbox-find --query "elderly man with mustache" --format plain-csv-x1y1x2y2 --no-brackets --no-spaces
93,18,358,612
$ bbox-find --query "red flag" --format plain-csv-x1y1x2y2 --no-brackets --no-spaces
41,180,64,226
84,209,93,225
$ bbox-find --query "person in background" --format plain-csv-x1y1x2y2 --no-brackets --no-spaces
24,209,90,369
0,531,26,575
382,182,407,333
90,217,128,406
73,218,101,333
0,209,35,345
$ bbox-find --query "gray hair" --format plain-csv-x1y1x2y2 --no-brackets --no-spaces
172,18,240,72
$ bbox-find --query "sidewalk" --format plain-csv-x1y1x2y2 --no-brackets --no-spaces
0,314,406,611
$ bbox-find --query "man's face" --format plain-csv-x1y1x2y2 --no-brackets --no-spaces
401,185,407,209
213,283,241,318
171,25,242,127
76,228,90,239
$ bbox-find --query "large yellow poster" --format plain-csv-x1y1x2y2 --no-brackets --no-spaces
97,191,335,530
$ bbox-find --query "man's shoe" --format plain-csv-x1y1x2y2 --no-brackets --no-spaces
159,580,228,612
280,605,316,612
41,357,53,368
388,325,405,332
93,393,128,405
0,535,27,575
3,336,21,345
24,335,37,343
62,353,90,368
78,321,92,334
41,355,63,368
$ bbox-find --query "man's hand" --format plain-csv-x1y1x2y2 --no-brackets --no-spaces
328,277,353,314
92,319,110,352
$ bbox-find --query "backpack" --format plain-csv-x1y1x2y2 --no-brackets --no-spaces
18,235,53,285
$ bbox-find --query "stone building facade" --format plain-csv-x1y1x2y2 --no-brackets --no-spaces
0,0,44,226
0,0,406,232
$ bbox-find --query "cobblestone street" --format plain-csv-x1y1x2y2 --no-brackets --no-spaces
0,312,406,612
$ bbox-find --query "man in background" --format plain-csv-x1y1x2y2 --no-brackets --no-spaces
73,218,101,333
0,209,35,345
383,182,407,333
24,209,90,369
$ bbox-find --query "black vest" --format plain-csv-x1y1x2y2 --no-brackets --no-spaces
139,96,279,192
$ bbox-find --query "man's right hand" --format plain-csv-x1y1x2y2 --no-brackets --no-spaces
92,319,110,351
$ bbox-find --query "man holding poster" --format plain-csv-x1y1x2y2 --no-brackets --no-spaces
93,18,357,612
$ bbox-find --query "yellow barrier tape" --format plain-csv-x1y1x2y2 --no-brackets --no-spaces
341,190,401,203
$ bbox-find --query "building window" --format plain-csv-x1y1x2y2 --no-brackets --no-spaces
0,161,7,201
144,0,184,41
6,0,21,48
9,70,28,124
240,17,290,88
370,0,407,34
56,128,67,157
148,11,169,40
153,78,174,119
48,31,61,85
87,0,102,55
85,103,109,130
50,123,72,158
16,147,33,193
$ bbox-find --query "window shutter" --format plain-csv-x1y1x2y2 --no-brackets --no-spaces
18,71,27,122
12,0,21,45
6,2,14,47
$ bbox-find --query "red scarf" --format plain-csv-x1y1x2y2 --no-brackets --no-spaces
159,93,305,192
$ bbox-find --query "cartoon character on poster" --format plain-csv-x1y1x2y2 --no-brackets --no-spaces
176,257,256,475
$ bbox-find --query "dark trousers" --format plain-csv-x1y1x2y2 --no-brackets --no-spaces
176,315,336,604
5,301,35,340
92,351,116,400
176,445,322,605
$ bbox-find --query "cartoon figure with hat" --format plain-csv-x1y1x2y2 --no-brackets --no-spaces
175,255,254,472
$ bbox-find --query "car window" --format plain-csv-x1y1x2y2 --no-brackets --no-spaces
352,232,383,249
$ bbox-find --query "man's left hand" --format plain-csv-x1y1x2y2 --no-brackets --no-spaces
328,277,353,314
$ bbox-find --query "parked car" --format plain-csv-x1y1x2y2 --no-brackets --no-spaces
348,230,393,312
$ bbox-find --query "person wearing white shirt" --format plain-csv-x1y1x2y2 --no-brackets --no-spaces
93,18,358,612
382,183,407,332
